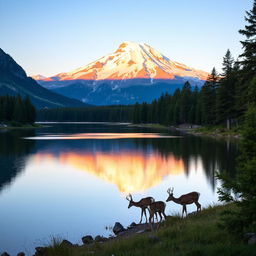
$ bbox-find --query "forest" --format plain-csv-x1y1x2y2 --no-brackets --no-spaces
0,95,36,125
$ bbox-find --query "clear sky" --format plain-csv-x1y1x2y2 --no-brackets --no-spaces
0,0,253,77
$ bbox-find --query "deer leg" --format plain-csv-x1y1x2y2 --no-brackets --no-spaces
163,211,167,221
159,212,163,222
182,205,185,218
144,208,148,223
139,209,143,224
185,205,187,217
155,212,158,222
195,202,201,212
149,211,154,224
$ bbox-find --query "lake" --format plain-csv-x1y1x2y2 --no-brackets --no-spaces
0,123,238,255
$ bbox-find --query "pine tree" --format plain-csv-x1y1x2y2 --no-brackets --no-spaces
180,81,192,123
201,68,218,125
13,95,25,123
217,105,256,234
216,50,236,129
239,0,256,79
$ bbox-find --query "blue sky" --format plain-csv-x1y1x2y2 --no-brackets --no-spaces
0,0,253,76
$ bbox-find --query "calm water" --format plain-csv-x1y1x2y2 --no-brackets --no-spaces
0,123,238,255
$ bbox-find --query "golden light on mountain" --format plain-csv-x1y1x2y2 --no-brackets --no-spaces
34,151,184,193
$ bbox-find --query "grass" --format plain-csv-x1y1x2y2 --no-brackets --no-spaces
189,125,241,137
130,123,168,129
0,122,43,129
45,204,256,256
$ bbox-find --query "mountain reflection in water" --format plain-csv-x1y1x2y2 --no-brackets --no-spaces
34,151,186,193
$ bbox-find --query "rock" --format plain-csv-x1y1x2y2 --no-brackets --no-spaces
1,253,10,256
244,232,256,239
34,247,46,256
248,235,256,245
82,235,94,244
17,253,25,256
136,229,147,234
94,235,108,242
113,222,126,235
127,222,137,229
60,239,73,247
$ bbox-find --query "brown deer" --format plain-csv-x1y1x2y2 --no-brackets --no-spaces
166,187,201,217
126,194,155,223
148,201,167,224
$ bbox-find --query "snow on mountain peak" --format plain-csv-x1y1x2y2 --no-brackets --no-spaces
39,42,208,82
31,74,46,80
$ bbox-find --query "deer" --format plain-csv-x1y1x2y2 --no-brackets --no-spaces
126,194,155,223
166,187,201,218
148,201,167,224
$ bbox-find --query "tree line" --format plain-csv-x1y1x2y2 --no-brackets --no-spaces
37,105,133,122
132,48,255,129
0,95,36,124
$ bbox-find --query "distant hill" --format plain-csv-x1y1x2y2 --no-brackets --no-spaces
0,48,85,109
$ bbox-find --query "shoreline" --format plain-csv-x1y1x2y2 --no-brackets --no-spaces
128,123,241,139
9,204,254,256
0,123,45,130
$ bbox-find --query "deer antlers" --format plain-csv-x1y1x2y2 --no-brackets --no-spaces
167,187,174,195
126,194,133,202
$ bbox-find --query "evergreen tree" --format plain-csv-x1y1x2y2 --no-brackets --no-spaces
239,0,256,80
24,96,36,123
201,68,218,125
216,50,236,129
180,81,192,123
141,102,148,123
217,105,256,234
13,95,25,123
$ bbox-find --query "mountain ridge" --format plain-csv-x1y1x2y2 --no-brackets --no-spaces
0,48,85,109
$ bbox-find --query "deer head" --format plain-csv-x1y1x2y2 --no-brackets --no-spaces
166,187,174,202
126,194,134,208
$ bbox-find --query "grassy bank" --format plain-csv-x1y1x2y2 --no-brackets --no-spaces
177,125,241,138
128,123,169,129
45,204,255,256
0,122,43,129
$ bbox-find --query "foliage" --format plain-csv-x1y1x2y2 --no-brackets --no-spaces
217,105,256,234
0,95,36,124
239,0,256,80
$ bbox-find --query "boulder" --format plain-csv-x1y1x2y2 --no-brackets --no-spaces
34,247,46,256
113,222,126,235
244,232,256,239
17,253,25,256
94,235,108,242
82,235,94,244
60,239,73,247
127,222,137,229
1,253,10,256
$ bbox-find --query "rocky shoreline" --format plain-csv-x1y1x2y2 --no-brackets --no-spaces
1,212,255,256
1,221,157,256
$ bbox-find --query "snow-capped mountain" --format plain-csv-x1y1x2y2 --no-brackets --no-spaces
37,41,208,82
35,41,209,105
31,74,46,80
